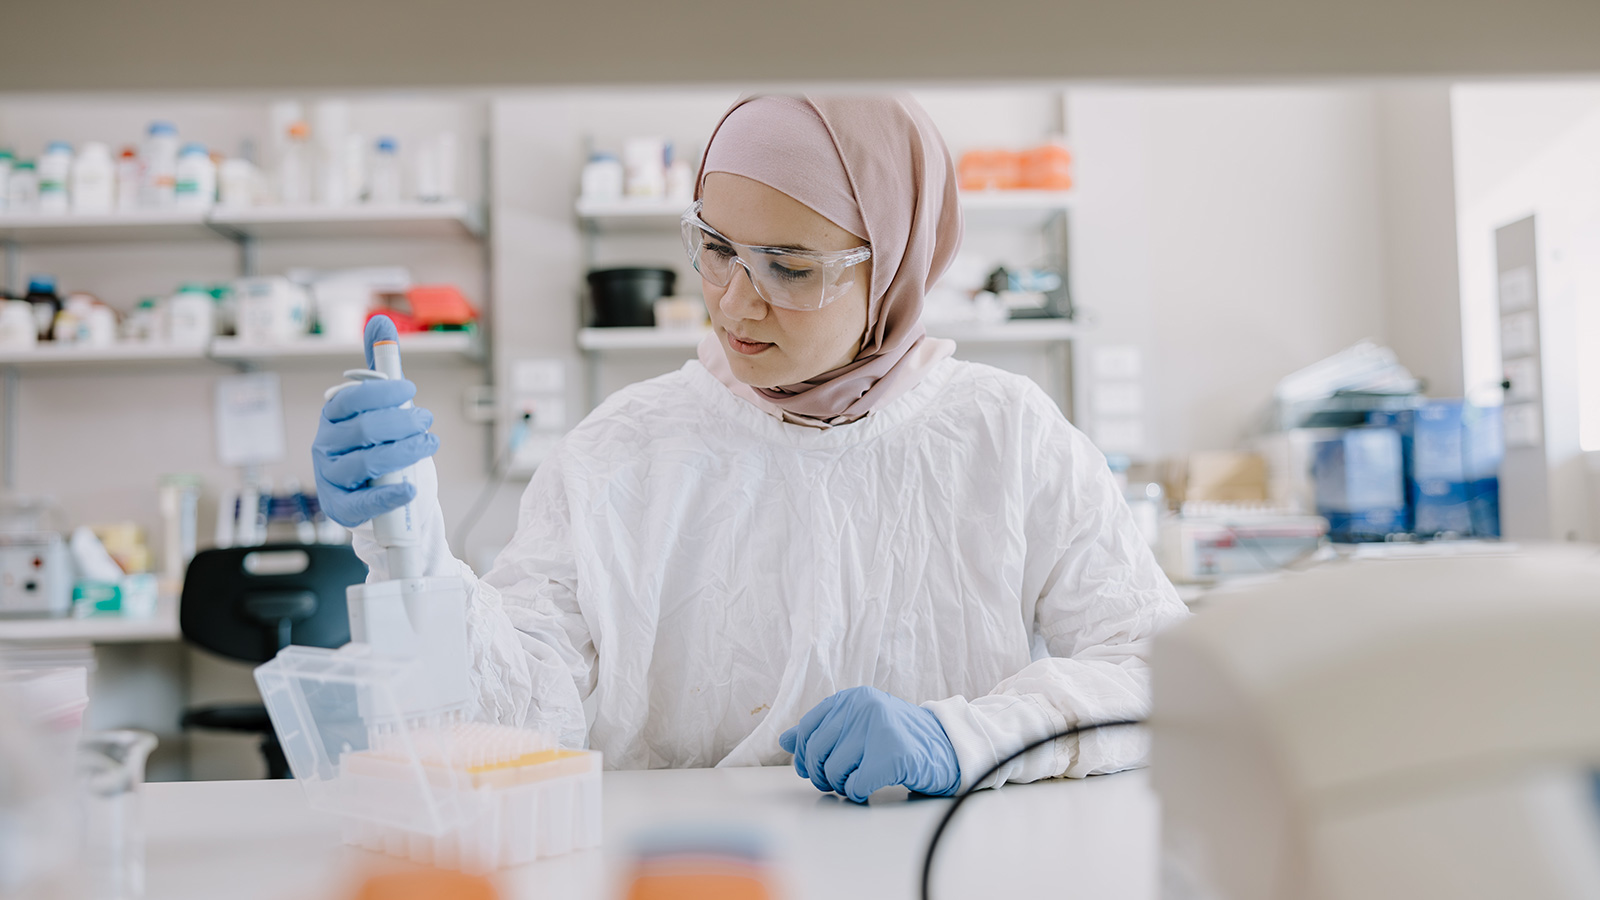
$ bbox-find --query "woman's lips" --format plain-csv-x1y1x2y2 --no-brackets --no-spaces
726,333,774,356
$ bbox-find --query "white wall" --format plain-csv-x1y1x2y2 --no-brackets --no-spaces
1067,87,1392,457
1376,85,1465,398
1451,82,1600,540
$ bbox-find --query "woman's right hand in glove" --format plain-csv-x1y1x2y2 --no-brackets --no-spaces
311,319,440,528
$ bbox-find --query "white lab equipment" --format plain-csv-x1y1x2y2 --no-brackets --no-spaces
234,277,310,344
1151,544,1600,900
69,142,114,214
7,161,38,213
414,132,457,203
141,122,180,208
580,153,625,204
0,301,38,350
173,143,216,209
623,136,666,198
368,137,402,204
164,284,215,346
114,146,142,210
218,157,256,208
158,475,200,590
36,142,72,215
277,121,312,205
0,532,71,617
0,150,12,211
255,337,600,871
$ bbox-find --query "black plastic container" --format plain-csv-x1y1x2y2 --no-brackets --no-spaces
587,267,676,327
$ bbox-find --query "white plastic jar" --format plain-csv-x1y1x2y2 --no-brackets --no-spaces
174,144,216,209
165,284,215,346
71,142,115,214
37,142,73,215
580,153,625,204
141,122,180,208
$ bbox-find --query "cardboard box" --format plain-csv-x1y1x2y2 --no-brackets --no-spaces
1182,452,1270,504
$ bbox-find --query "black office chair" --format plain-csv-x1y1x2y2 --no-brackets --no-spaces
179,544,363,779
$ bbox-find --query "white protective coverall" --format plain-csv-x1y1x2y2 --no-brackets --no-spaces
353,357,1190,791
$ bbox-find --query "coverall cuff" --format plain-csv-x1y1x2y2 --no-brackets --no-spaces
923,693,1061,794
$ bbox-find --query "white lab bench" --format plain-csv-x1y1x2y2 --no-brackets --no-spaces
147,765,1158,900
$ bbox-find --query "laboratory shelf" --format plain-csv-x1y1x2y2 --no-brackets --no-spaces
577,319,1081,351
0,209,214,244
578,327,705,351
208,331,482,363
0,593,180,644
574,191,1074,232
574,197,692,230
0,342,213,371
207,201,485,240
957,190,1075,227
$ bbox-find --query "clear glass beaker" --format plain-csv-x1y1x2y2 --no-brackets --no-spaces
77,730,158,900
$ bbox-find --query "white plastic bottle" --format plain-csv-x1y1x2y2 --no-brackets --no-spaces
141,121,181,208
218,158,256,208
7,161,38,213
37,142,73,215
277,121,312,206
114,146,142,210
0,150,13,211
70,142,114,214
368,137,402,204
414,132,457,202
165,283,215,346
174,144,216,209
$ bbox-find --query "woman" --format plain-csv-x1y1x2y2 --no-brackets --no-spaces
313,94,1187,803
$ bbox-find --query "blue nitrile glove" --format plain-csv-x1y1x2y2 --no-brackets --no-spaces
310,317,440,528
779,686,961,803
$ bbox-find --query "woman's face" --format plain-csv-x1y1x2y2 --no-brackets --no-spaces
698,173,870,388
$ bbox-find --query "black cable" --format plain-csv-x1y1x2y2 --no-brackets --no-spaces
919,718,1145,900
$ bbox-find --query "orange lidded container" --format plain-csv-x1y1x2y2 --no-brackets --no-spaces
1019,142,1072,191
957,149,1021,192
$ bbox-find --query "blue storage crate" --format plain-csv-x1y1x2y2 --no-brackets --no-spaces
1314,428,1406,542
1368,402,1503,538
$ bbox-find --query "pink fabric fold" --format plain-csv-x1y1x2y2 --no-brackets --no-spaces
696,94,962,426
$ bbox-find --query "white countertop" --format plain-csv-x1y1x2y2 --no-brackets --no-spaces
146,765,1158,900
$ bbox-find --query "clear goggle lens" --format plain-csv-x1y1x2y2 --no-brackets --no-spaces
681,203,871,312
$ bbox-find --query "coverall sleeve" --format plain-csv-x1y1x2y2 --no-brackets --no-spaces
922,399,1190,792
349,454,594,749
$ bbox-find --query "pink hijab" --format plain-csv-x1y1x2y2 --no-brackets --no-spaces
694,95,961,427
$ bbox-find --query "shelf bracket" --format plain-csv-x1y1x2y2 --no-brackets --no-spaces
205,221,254,278
3,365,17,491
2,240,17,297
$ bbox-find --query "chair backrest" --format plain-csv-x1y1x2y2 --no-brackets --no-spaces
179,544,364,663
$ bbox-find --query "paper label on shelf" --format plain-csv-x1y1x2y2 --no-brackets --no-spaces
1503,403,1543,448
1094,418,1146,455
1091,345,1143,380
1092,382,1144,416
1498,266,1535,313
215,372,286,466
513,359,566,394
1500,311,1539,358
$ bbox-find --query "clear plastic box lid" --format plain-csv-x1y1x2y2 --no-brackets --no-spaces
255,644,479,836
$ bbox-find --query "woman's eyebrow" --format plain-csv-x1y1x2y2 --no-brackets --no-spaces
700,215,818,253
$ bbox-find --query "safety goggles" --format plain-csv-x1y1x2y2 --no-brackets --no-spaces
681,201,871,311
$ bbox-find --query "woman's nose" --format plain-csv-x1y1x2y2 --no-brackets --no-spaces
719,264,769,321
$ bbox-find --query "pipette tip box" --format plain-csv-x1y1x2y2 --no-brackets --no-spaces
255,644,601,872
